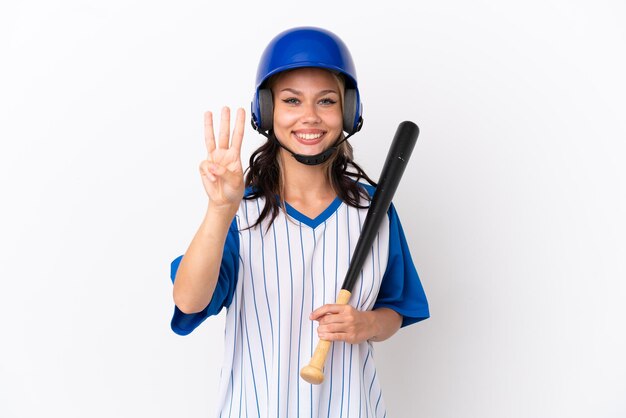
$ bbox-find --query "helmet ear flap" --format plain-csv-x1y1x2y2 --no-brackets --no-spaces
343,89,361,134
258,89,274,131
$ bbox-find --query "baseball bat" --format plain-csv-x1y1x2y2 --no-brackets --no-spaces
300,121,420,384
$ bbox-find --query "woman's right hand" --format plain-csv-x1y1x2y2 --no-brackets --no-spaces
199,107,245,213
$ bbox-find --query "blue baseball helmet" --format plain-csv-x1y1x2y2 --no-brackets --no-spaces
251,26,363,135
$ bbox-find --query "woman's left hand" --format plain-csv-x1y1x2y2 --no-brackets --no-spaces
310,304,376,344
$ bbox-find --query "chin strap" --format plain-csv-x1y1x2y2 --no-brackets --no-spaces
252,119,362,166
273,132,357,165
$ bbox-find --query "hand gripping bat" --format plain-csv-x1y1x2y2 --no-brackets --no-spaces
300,121,420,384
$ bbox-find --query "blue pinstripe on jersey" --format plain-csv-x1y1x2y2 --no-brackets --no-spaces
341,205,351,418
242,274,261,417
243,200,269,404
375,387,382,417
307,226,315,416
284,213,295,416
238,304,244,417
326,211,340,418
362,348,371,418
228,288,237,417
271,220,281,417
296,221,305,415
254,200,274,415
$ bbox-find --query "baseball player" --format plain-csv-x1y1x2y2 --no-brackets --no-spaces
170,27,430,417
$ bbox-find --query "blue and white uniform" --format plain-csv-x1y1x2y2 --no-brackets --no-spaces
170,184,429,418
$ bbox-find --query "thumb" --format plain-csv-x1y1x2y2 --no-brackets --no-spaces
209,162,243,187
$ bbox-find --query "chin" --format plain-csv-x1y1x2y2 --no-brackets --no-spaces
294,144,331,156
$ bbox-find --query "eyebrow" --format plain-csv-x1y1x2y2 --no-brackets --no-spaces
279,88,339,95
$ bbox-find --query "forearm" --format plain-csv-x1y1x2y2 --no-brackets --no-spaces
367,307,403,342
172,205,236,313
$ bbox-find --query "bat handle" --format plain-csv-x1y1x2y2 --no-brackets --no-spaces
300,289,352,384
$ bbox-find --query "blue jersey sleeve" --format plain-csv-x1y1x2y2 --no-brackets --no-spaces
169,216,240,336
373,203,430,327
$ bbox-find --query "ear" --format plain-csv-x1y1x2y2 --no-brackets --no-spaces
258,89,274,131
343,89,358,133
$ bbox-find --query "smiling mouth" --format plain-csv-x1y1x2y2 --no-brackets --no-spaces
294,132,325,140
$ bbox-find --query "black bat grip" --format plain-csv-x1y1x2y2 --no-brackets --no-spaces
341,121,419,292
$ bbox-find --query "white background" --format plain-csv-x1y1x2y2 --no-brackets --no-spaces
1,1,625,417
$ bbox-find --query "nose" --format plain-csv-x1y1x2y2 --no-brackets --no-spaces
301,101,321,124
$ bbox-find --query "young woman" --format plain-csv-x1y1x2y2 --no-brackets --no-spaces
170,27,429,418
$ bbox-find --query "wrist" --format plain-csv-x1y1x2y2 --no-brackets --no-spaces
198,204,238,239
368,308,402,342
366,310,382,342
206,201,239,219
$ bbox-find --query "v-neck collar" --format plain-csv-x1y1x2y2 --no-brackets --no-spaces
283,196,343,229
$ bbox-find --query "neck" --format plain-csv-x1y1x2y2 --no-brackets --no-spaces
280,148,334,199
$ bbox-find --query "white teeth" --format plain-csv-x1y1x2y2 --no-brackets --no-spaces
295,133,323,140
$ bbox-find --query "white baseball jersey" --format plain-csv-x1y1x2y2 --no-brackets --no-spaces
170,184,429,418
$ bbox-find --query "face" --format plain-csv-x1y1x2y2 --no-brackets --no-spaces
271,67,343,156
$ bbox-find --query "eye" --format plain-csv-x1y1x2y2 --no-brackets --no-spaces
282,97,300,105
319,98,337,105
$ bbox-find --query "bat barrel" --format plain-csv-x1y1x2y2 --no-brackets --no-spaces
341,121,419,292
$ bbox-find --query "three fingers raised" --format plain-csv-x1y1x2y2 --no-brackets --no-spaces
204,107,245,156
